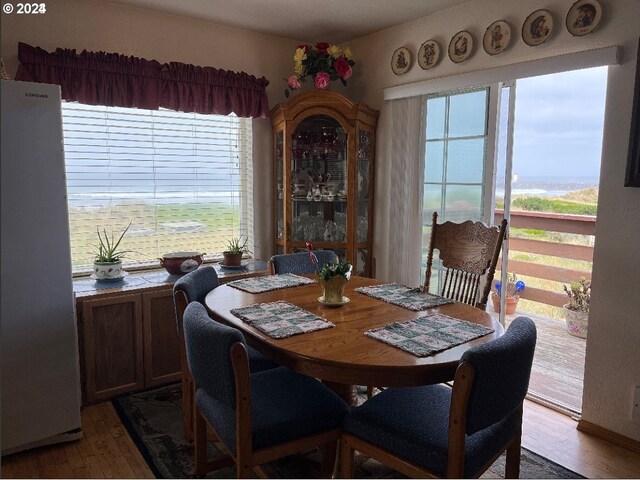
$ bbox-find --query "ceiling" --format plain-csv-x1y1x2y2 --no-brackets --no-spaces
107,0,470,43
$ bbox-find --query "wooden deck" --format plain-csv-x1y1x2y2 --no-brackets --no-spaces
495,309,586,413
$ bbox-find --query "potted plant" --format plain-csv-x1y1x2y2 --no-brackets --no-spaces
491,272,526,314
563,277,590,338
306,243,351,305
317,260,352,305
92,222,131,280
223,236,248,267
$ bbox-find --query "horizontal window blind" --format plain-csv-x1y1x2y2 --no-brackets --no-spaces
61,103,253,273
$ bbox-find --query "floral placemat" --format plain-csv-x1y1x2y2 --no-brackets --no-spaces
227,273,316,294
355,283,454,311
230,301,334,339
365,313,494,357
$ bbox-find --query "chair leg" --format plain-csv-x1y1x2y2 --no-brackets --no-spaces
319,440,338,478
341,436,355,479
194,406,208,475
235,460,253,479
183,374,194,441
505,436,521,479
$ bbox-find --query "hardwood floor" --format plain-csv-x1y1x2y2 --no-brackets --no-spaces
1,402,153,479
522,401,640,479
2,399,639,478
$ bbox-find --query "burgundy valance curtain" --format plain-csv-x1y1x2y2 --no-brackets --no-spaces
15,42,270,118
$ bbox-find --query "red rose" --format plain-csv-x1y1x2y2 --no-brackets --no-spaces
315,42,330,54
334,58,352,79
297,44,311,52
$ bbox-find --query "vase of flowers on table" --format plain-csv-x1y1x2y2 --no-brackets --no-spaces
307,242,351,305
284,42,356,97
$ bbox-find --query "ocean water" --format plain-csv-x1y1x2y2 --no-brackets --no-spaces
495,175,599,198
67,190,240,208
66,176,599,209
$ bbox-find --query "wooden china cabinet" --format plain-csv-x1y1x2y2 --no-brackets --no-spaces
270,90,378,276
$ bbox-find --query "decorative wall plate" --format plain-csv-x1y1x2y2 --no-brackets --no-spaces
391,47,412,75
566,0,602,37
483,20,512,55
522,9,554,46
418,39,441,70
448,31,474,63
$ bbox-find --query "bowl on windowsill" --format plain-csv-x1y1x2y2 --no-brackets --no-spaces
159,252,204,275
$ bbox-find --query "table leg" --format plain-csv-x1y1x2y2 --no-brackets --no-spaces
322,381,357,406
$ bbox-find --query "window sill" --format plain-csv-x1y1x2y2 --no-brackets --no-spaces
72,259,267,298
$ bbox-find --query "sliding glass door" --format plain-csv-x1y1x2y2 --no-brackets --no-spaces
421,87,499,288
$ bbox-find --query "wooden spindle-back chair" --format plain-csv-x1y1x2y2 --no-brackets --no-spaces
424,212,507,311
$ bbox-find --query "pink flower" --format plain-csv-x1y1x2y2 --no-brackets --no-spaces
334,58,352,79
287,75,301,90
314,72,330,89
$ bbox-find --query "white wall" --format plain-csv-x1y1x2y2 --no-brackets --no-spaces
346,0,640,441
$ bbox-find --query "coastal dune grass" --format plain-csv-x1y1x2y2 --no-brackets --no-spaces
68,201,241,270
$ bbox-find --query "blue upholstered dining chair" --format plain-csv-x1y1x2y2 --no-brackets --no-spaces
183,301,349,478
173,266,278,441
268,250,338,274
341,316,537,479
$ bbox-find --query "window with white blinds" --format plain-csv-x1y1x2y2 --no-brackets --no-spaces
61,103,254,273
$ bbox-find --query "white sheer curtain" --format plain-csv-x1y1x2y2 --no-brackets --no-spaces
376,96,424,286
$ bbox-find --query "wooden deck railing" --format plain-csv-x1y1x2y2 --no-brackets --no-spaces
494,210,596,308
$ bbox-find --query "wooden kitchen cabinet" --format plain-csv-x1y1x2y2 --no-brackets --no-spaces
75,263,268,404
80,292,145,403
142,289,181,387
78,287,180,403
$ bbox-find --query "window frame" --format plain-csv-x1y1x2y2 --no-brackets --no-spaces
61,102,254,275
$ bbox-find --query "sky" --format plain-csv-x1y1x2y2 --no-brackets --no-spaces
510,66,608,179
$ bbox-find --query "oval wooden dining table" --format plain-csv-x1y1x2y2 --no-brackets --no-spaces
204,275,503,405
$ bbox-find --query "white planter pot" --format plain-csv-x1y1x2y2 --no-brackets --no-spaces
563,305,588,338
93,261,123,280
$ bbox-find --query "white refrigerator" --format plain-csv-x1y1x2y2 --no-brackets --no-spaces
1,80,82,454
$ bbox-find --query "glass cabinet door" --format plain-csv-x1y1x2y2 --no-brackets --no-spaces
275,130,284,240
272,91,377,276
356,129,372,243
290,115,347,244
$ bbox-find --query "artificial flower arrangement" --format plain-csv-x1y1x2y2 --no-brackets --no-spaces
284,42,355,97
494,272,526,298
491,272,525,314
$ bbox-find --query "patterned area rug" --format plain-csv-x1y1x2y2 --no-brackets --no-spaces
113,383,584,479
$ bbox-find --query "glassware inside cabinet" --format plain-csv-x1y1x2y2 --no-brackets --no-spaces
356,130,372,242
291,115,347,243
275,130,284,240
